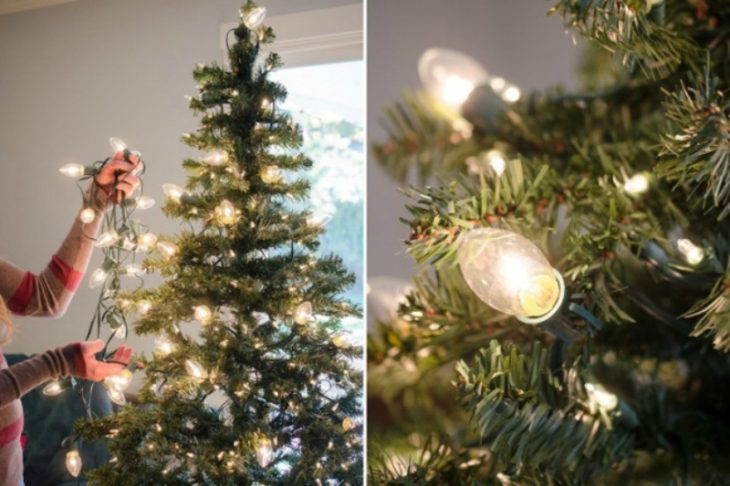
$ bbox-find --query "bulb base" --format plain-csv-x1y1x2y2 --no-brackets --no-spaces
516,269,565,325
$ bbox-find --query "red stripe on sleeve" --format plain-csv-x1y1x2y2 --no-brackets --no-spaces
7,272,35,315
0,417,24,448
48,255,83,291
71,342,86,378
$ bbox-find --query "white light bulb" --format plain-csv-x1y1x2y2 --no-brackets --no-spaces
486,149,506,176
342,417,356,432
79,208,96,224
59,163,86,178
114,325,126,339
185,359,207,381
65,450,82,478
107,388,126,406
104,369,133,392
457,228,561,319
307,212,333,227
194,305,213,324
677,238,704,266
440,75,475,106
243,6,267,29
162,183,186,202
624,173,650,195
255,437,273,467
124,264,145,277
490,77,506,92
204,150,228,166
418,48,489,109
294,301,313,325
135,196,156,210
261,98,272,111
89,268,108,289
43,380,64,396
214,199,238,225
109,137,128,153
137,300,152,315
137,233,158,252
94,230,119,248
260,165,281,184
155,335,174,356
502,85,522,103
156,241,179,259
585,382,618,411
332,334,348,348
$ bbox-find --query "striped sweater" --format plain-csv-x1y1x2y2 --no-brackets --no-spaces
0,203,103,486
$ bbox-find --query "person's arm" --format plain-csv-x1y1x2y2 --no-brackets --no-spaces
0,341,132,409
0,153,141,317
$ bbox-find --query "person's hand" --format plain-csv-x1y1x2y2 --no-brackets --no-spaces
93,151,143,206
73,340,133,381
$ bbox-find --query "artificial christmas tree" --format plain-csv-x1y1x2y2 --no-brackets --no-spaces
369,1,730,483
75,3,363,484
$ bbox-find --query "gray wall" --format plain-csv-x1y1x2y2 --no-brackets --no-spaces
0,0,359,356
367,0,581,286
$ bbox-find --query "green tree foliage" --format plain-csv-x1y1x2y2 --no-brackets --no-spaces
369,1,730,483
77,3,363,484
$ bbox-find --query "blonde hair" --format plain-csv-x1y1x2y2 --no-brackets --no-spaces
0,297,13,345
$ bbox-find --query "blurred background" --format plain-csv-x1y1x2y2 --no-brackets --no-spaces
367,0,582,328
0,0,363,366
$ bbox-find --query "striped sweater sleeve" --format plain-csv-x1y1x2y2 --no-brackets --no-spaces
0,344,80,409
0,203,103,318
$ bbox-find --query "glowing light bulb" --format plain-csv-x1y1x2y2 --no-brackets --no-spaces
185,359,207,381
94,230,119,248
109,137,128,153
332,334,348,348
418,48,489,109
260,98,272,111
59,163,86,178
137,300,152,315
486,149,506,176
124,264,145,277
342,417,356,431
255,436,273,467
135,196,156,210
65,450,82,478
440,75,475,106
155,335,174,356
79,208,96,224
107,388,126,406
260,165,281,184
457,228,561,319
43,380,64,396
585,382,618,411
194,305,213,324
307,212,333,227
137,233,158,252
490,77,506,92
502,85,522,103
677,238,704,266
624,173,650,195
89,268,108,289
294,301,313,324
162,183,185,202
214,199,238,225
204,150,228,166
243,6,266,29
104,369,133,392
114,325,126,339
156,241,179,259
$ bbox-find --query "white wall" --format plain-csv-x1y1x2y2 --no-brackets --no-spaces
0,0,360,357
367,0,582,287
